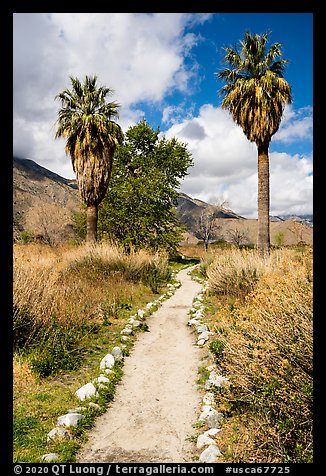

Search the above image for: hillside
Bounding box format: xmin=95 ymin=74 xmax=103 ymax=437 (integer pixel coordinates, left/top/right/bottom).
xmin=13 ymin=157 xmax=313 ymax=246
xmin=176 ymin=193 xmax=312 ymax=247
xmin=13 ymin=157 xmax=81 ymax=243
xmin=176 ymin=193 xmax=243 ymax=231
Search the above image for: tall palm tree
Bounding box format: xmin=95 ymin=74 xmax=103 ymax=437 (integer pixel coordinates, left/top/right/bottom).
xmin=55 ymin=75 xmax=123 ymax=242
xmin=216 ymin=31 xmax=292 ymax=255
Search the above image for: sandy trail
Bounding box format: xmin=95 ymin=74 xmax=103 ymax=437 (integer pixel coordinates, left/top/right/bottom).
xmin=77 ymin=266 xmax=204 ymax=463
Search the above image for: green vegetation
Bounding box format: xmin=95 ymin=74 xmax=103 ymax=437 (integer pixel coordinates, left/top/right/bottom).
xmin=274 ymin=231 xmax=285 ymax=248
xmin=74 ymin=120 xmax=193 ymax=255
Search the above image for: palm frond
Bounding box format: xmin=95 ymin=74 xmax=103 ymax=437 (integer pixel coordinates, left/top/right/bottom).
xmin=55 ymin=75 xmax=123 ymax=206
xmin=216 ymin=31 xmax=292 ymax=146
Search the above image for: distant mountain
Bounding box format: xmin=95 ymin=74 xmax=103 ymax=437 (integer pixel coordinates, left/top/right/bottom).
xmin=13 ymin=157 xmax=313 ymax=246
xmin=13 ymin=156 xmax=78 ymax=189
xmin=279 ymin=214 xmax=313 ymax=228
xmin=13 ymin=157 xmax=81 ymax=243
xmin=176 ymin=193 xmax=243 ymax=238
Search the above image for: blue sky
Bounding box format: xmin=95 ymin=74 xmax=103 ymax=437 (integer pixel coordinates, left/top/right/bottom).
xmin=13 ymin=12 xmax=313 ymax=217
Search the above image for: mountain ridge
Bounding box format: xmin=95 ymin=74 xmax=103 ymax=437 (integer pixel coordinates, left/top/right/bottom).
xmin=13 ymin=157 xmax=313 ymax=246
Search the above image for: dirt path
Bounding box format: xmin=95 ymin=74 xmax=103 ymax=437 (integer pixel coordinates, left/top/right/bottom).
xmin=77 ymin=266 xmax=204 ymax=463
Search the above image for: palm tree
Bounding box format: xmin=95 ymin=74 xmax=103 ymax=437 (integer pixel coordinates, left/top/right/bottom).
xmin=216 ymin=31 xmax=292 ymax=255
xmin=55 ymin=75 xmax=123 ymax=242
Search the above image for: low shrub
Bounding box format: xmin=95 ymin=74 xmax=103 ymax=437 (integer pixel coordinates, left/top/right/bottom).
xmin=30 ymin=321 xmax=84 ymax=377
xmin=211 ymin=249 xmax=313 ymax=462
xmin=206 ymin=249 xmax=265 ymax=298
xmin=208 ymin=339 xmax=225 ymax=362
xmin=66 ymin=244 xmax=171 ymax=293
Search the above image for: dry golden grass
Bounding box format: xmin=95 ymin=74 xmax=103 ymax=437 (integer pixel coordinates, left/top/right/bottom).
xmin=205 ymin=247 xmax=313 ymax=462
xmin=13 ymin=242 xmax=170 ymax=377
xmin=13 ymin=355 xmax=37 ymax=396
xmin=14 ymin=242 xmax=168 ymax=326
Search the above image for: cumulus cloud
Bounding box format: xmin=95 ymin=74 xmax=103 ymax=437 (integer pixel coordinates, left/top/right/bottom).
xmin=13 ymin=12 xmax=210 ymax=176
xmin=273 ymin=104 xmax=313 ymax=144
xmin=163 ymin=104 xmax=313 ymax=217
xmin=13 ymin=13 xmax=312 ymax=218
xmin=269 ymin=152 xmax=313 ymax=216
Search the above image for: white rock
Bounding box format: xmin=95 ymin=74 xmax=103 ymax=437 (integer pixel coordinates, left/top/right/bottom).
xmin=205 ymin=374 xmax=229 ymax=390
xmin=131 ymin=319 xmax=142 ymax=328
xmin=204 ymin=428 xmax=221 ymax=437
xmin=57 ymin=413 xmax=84 ymax=427
xmin=104 ymin=369 xmax=114 ymax=375
xmin=188 ymin=318 xmax=200 ymax=326
xmin=93 ymin=375 xmax=111 ymax=389
xmin=121 ymin=336 xmax=129 ymax=342
xmin=199 ymin=405 xmax=214 ymax=420
xmin=202 ymin=393 xmax=215 ymax=405
xmin=47 ymin=427 xmax=72 ymax=442
xmin=199 ymin=445 xmax=222 ymax=463
xmin=196 ymin=324 xmax=208 ymax=333
xmin=88 ymin=402 xmax=101 ymax=411
xmin=111 ymin=346 xmax=124 ymax=360
xmin=197 ymin=433 xmax=216 ymax=449
xmin=137 ymin=309 xmax=145 ymax=318
xmin=75 ymin=382 xmax=99 ymax=401
xmin=197 ymin=339 xmax=206 ymax=346
xmin=121 ymin=328 xmax=133 ymax=336
xmin=199 ymin=407 xmax=224 ymax=429
xmin=207 ymin=409 xmax=224 ymax=429
xmin=195 ymin=311 xmax=205 ymax=320
xmin=198 ymin=331 xmax=209 ymax=341
xmin=41 ymin=453 xmax=58 ymax=462
xmin=99 ymin=354 xmax=115 ymax=370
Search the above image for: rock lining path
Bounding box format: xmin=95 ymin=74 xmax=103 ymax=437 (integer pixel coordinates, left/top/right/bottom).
xmin=77 ymin=266 xmax=204 ymax=463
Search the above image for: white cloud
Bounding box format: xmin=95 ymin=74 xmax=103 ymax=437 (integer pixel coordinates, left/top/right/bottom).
xmin=13 ymin=13 xmax=312 ymax=219
xmin=273 ymin=104 xmax=313 ymax=144
xmin=13 ymin=12 xmax=211 ymax=177
xmin=162 ymin=104 xmax=313 ymax=218
xmin=269 ymin=152 xmax=313 ymax=216
xmin=48 ymin=12 xmax=204 ymax=106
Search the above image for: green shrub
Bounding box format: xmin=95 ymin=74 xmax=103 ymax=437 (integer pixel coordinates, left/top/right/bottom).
xmin=274 ymin=231 xmax=285 ymax=248
xmin=13 ymin=306 xmax=42 ymax=350
xmin=20 ymin=230 xmax=34 ymax=244
xmin=30 ymin=321 xmax=84 ymax=377
xmin=209 ymin=340 xmax=225 ymax=361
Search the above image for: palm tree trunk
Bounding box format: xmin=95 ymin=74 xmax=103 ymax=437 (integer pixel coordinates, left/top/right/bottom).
xmin=86 ymin=204 xmax=98 ymax=243
xmin=257 ymin=143 xmax=270 ymax=256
